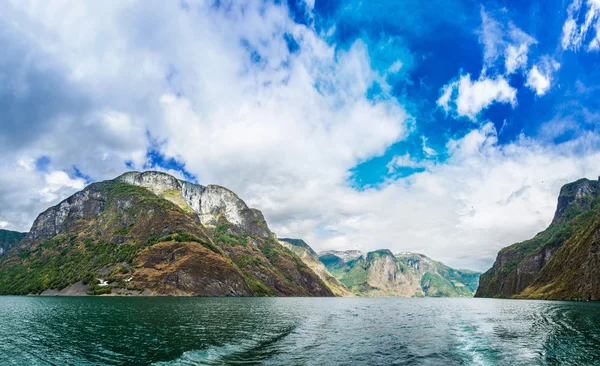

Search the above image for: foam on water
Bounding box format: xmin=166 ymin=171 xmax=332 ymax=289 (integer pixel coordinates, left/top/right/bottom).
xmin=2 ymin=297 xmax=600 ymax=365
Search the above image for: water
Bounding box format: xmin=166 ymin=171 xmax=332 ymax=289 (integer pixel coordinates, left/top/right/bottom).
xmin=1 ymin=297 xmax=600 ymax=365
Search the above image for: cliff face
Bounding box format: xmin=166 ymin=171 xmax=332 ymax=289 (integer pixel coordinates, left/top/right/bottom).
xmin=0 ymin=171 xmax=333 ymax=297
xmin=318 ymin=250 xmax=479 ymax=297
xmin=476 ymin=177 xmax=600 ymax=300
xmin=279 ymin=239 xmax=353 ymax=297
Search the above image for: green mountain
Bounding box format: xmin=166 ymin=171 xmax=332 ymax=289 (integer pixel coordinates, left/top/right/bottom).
xmin=318 ymin=249 xmax=480 ymax=297
xmin=279 ymin=239 xmax=353 ymax=297
xmin=0 ymin=171 xmax=334 ymax=297
xmin=0 ymin=229 xmax=26 ymax=256
xmin=476 ymin=177 xmax=600 ymax=300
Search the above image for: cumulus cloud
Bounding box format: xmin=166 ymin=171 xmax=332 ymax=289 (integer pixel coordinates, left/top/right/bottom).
xmin=562 ymin=0 xmax=600 ymax=51
xmin=0 ymin=1 xmax=408 ymax=229
xmin=437 ymin=74 xmax=517 ymax=120
xmin=0 ymin=0 xmax=598 ymax=272
xmin=526 ymin=58 xmax=561 ymax=96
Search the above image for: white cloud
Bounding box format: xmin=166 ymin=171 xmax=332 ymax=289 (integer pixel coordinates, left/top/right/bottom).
xmin=479 ymin=8 xmax=536 ymax=74
xmin=505 ymin=43 xmax=529 ymax=75
xmin=1 ymin=0 xmax=599 ymax=273
xmin=421 ymin=136 xmax=437 ymax=157
xmin=437 ymin=74 xmax=517 ymax=120
xmin=526 ymin=66 xmax=550 ymax=96
xmin=562 ymin=0 xmax=600 ymax=51
xmin=525 ymin=57 xmax=561 ymax=96
xmin=38 ymin=171 xmax=86 ymax=203
xmin=437 ymin=82 xmax=455 ymax=113
xmin=0 ymin=222 xmax=7 ymax=229
xmin=387 ymin=153 xmax=428 ymax=173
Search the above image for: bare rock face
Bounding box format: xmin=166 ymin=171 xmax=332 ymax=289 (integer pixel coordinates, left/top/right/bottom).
xmin=477 ymin=177 xmax=600 ymax=299
xmin=118 ymin=171 xmax=272 ymax=238
xmin=22 ymin=188 xmax=107 ymax=247
xmin=2 ymin=171 xmax=333 ymax=297
xmin=279 ymin=239 xmax=353 ymax=297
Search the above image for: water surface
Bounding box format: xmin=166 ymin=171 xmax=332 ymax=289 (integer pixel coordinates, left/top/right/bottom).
xmin=1 ymin=297 xmax=599 ymax=365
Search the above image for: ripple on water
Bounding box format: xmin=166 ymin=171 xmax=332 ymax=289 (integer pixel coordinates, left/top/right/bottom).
xmin=2 ymin=297 xmax=600 ymax=365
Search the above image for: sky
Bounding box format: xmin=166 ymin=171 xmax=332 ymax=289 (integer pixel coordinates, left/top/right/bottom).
xmin=1 ymin=0 xmax=600 ymax=271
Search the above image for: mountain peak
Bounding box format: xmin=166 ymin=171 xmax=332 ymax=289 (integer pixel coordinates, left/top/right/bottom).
xmin=118 ymin=171 xmax=272 ymax=238
xmin=552 ymin=177 xmax=599 ymax=223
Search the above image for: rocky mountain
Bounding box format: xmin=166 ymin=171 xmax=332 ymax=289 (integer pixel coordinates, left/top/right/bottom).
xmin=0 ymin=229 xmax=26 ymax=257
xmin=279 ymin=239 xmax=353 ymax=297
xmin=0 ymin=171 xmax=333 ymax=297
xmin=476 ymin=177 xmax=600 ymax=300
xmin=318 ymin=249 xmax=480 ymax=297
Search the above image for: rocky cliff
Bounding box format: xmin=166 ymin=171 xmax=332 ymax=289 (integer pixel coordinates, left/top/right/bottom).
xmin=318 ymin=249 xmax=479 ymax=297
xmin=0 ymin=171 xmax=333 ymax=297
xmin=279 ymin=239 xmax=353 ymax=297
xmin=476 ymin=177 xmax=600 ymax=300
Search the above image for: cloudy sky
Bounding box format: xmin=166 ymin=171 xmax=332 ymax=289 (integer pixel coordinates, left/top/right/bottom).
xmin=1 ymin=0 xmax=600 ymax=271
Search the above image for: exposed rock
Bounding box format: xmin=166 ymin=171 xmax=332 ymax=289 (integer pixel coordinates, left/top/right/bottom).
xmin=318 ymin=249 xmax=363 ymax=261
xmin=118 ymin=171 xmax=273 ymax=238
xmin=477 ymin=176 xmax=600 ymax=300
xmin=319 ymin=250 xmax=479 ymax=297
xmin=0 ymin=171 xmax=333 ymax=297
xmin=279 ymin=239 xmax=353 ymax=297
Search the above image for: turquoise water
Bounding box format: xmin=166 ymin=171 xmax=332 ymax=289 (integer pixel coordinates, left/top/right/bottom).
xmin=1 ymin=297 xmax=600 ymax=365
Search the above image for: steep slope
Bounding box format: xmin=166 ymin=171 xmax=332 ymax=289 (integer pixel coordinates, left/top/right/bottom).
xmin=476 ymin=178 xmax=600 ymax=299
xmin=0 ymin=229 xmax=26 ymax=256
xmin=396 ymin=253 xmax=480 ymax=297
xmin=0 ymin=171 xmax=333 ymax=297
xmin=279 ymin=238 xmax=353 ymax=296
xmin=318 ymin=250 xmax=479 ymax=297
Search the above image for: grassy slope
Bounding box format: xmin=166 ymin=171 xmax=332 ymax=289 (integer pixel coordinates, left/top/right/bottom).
xmin=0 ymin=181 xmax=332 ymax=296
xmin=320 ymin=250 xmax=478 ymax=297
xmin=476 ymin=179 xmax=600 ymax=298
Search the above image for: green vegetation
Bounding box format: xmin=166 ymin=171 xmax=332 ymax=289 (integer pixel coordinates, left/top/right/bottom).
xmin=477 ymin=177 xmax=600 ymax=299
xmin=151 ymin=231 xmax=221 ymax=254
xmin=215 ymin=223 xmax=248 ymax=247
xmin=87 ymin=279 xmax=113 ymax=295
xmin=0 ymin=174 xmax=335 ymax=297
xmin=420 ymin=272 xmax=468 ymax=297
xmin=242 ymin=273 xmax=277 ymax=296
xmin=0 ymin=236 xmax=141 ymax=295
xmin=0 ymin=229 xmax=26 ymax=253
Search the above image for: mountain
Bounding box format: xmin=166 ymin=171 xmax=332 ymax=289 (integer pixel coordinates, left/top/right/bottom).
xmin=0 ymin=229 xmax=26 ymax=257
xmin=279 ymin=239 xmax=353 ymax=297
xmin=476 ymin=177 xmax=600 ymax=300
xmin=0 ymin=171 xmax=334 ymax=297
xmin=318 ymin=249 xmax=480 ymax=297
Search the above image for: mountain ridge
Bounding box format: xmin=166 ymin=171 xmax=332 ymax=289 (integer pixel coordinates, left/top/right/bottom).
xmin=317 ymin=248 xmax=480 ymax=297
xmin=0 ymin=171 xmax=333 ymax=297
xmin=476 ymin=176 xmax=600 ymax=300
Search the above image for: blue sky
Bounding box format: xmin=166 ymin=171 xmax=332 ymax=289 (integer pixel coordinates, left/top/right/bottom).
xmin=1 ymin=0 xmax=600 ymax=270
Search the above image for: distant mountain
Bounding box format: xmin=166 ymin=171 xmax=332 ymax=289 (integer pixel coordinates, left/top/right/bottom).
xmin=0 ymin=229 xmax=26 ymax=256
xmin=279 ymin=239 xmax=353 ymax=297
xmin=318 ymin=249 xmax=480 ymax=297
xmin=476 ymin=177 xmax=600 ymax=300
xmin=0 ymin=171 xmax=333 ymax=297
